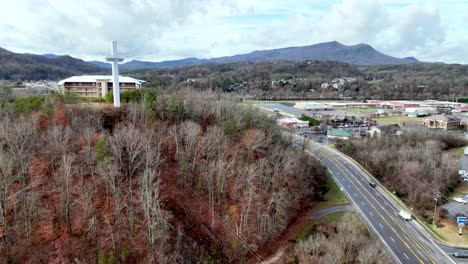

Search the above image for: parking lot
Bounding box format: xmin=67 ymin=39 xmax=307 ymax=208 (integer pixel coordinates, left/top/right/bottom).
xmin=441 ymin=156 xmax=468 ymax=222
xmin=460 ymin=155 xmax=468 ymax=171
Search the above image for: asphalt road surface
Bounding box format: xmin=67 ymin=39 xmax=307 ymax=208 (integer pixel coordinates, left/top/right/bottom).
xmin=255 ymin=103 xmax=309 ymax=117
xmin=304 ymin=140 xmax=455 ymax=264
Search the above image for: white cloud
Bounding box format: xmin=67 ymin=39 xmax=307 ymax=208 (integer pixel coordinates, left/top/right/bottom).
xmin=0 ymin=0 xmax=467 ymax=63
xmin=394 ymin=4 xmax=445 ymax=50
xmin=322 ymin=0 xmax=390 ymax=44
xmin=0 ymin=0 xmax=215 ymax=60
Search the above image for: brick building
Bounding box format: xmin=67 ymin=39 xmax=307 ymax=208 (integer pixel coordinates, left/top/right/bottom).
xmin=422 ymin=114 xmax=461 ymax=130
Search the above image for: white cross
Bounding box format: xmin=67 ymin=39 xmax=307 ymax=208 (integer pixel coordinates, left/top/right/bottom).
xmin=106 ymin=41 xmax=124 ymax=107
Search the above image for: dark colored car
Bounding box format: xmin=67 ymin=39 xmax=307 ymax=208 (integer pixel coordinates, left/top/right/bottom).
xmin=453 ymin=251 xmax=468 ymax=258
xmin=369 ymin=182 xmax=377 ymax=188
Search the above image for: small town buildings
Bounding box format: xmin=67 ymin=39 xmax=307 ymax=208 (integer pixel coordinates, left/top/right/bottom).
xmin=58 ymin=75 xmax=145 ymax=98
xmin=320 ymin=83 xmax=330 ymax=89
xmin=405 ymin=107 xmax=438 ymax=117
xmin=387 ymin=101 xmax=420 ymax=109
xmin=454 ymin=106 xmax=468 ymax=113
xmin=277 ymin=118 xmax=309 ymax=128
xmin=422 ymin=114 xmax=461 ymax=130
xmin=367 ymin=124 xmax=403 ymax=138
xmin=294 ymin=102 xmax=333 ymax=111
xmin=327 ymin=128 xmax=354 ymax=140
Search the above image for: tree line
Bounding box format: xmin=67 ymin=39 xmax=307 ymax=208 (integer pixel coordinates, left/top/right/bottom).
xmin=336 ymin=128 xmax=467 ymax=220
xmin=130 ymin=60 xmax=468 ymax=100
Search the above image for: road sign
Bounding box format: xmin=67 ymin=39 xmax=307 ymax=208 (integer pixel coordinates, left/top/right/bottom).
xmin=457 ymin=216 xmax=467 ymax=224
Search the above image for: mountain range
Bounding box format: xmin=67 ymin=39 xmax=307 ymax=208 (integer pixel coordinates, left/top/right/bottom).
xmin=90 ymin=41 xmax=420 ymax=70
xmin=0 ymin=47 xmax=108 ymax=81
xmin=0 ymin=41 xmax=420 ymax=80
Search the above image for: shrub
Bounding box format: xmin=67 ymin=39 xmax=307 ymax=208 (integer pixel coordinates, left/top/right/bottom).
xmin=105 ymin=92 xmax=113 ymax=103
xmin=14 ymin=96 xmax=45 ymax=113
xmin=121 ymin=90 xmax=141 ymax=103
xmin=299 ymin=114 xmax=320 ymax=126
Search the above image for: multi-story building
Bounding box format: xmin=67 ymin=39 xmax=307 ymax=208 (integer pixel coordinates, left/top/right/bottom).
xmin=57 ymin=75 xmax=145 ymax=98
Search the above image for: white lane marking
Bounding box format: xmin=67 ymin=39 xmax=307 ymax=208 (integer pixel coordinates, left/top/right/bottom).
xmin=370 ymin=211 xmax=374 ymax=217
xmin=348 ymin=184 xmax=351 ymax=188
xmin=361 ymin=201 xmax=365 ymax=206
xmin=390 ymin=237 xmax=395 ymax=243
xmin=353 ymin=192 xmax=357 ymax=197
xmin=379 ymin=223 xmax=384 ymax=228
xmin=403 ymin=253 xmax=409 ymax=260
xmin=384 ymin=201 xmax=390 ymax=206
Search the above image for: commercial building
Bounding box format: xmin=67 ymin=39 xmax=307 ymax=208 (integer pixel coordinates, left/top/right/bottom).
xmin=277 ymin=118 xmax=309 ymax=128
xmin=57 ymin=75 xmax=145 ymax=98
xmin=294 ymin=102 xmax=333 ymax=111
xmin=422 ymin=114 xmax=461 ymax=130
xmin=387 ymin=101 xmax=420 ymax=109
xmin=327 ymin=128 xmax=354 ymax=140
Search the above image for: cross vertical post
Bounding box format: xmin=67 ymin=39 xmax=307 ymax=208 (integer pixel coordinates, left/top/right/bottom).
xmin=106 ymin=40 xmax=124 ymax=107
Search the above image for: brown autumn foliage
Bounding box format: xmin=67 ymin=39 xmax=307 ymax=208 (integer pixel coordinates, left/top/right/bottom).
xmin=0 ymin=90 xmax=327 ymax=263
xmin=336 ymin=128 xmax=467 ymax=219
xmin=293 ymin=213 xmax=390 ymax=264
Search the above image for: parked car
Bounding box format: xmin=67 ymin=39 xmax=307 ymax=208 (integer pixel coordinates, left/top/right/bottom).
xmin=453 ymin=251 xmax=468 ymax=258
xmin=464 ymin=178 xmax=468 ymax=182
xmin=453 ymin=197 xmax=467 ymax=204
xmin=459 ymin=170 xmax=467 ymax=175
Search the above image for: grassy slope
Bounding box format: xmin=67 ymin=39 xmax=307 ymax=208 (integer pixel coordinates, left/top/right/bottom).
xmin=319 ymin=174 xmax=349 ymax=209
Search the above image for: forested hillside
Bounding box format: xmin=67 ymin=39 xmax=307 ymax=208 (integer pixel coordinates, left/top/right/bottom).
xmin=133 ymin=60 xmax=468 ymax=100
xmin=0 ymin=90 xmax=327 ymax=263
xmin=0 ymin=47 xmax=107 ymax=80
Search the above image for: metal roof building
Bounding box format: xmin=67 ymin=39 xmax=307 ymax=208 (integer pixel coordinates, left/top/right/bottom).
xmin=57 ymin=75 xmax=145 ymax=98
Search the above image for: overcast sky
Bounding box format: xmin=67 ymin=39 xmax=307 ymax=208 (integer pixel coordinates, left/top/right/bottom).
xmin=1 ymin=0 xmax=467 ymax=63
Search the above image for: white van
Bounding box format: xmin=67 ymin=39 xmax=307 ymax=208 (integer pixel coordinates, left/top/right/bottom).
xmin=399 ymin=210 xmax=412 ymax=221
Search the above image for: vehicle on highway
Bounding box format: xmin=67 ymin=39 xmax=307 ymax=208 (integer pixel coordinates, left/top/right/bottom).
xmin=453 ymin=197 xmax=467 ymax=204
xmin=399 ymin=210 xmax=412 ymax=220
xmin=273 ymin=108 xmax=279 ymax=112
xmin=453 ymin=251 xmax=468 ymax=258
xmin=369 ymin=182 xmax=377 ymax=188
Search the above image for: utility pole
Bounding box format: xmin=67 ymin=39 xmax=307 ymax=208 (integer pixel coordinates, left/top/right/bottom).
xmin=432 ymin=191 xmax=442 ymax=227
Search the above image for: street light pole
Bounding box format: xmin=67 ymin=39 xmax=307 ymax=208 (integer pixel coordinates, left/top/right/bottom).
xmin=432 ymin=191 xmax=441 ymax=227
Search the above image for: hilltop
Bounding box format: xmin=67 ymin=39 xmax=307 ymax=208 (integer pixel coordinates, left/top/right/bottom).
xmin=0 ymin=47 xmax=107 ymax=80
xmin=89 ymin=41 xmax=419 ymax=70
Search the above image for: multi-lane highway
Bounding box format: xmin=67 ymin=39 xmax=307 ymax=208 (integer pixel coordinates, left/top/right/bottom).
xmin=304 ymin=140 xmax=455 ymax=264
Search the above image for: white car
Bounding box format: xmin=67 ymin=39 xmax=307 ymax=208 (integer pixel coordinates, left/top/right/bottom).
xmin=460 ymin=170 xmax=467 ymax=175
xmin=453 ymin=197 xmax=467 ymax=204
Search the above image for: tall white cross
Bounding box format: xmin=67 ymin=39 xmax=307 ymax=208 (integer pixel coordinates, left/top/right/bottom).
xmin=106 ymin=41 xmax=124 ymax=107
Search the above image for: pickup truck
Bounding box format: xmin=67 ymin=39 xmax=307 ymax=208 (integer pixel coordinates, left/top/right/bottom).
xmin=399 ymin=210 xmax=412 ymax=221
